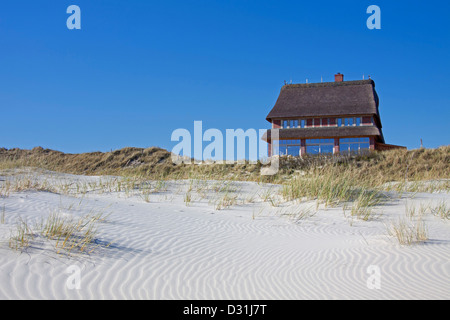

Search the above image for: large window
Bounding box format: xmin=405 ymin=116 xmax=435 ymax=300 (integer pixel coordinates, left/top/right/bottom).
xmin=305 ymin=139 xmax=334 ymax=155
xmin=278 ymin=139 xmax=301 ymax=156
xmin=287 ymin=146 xmax=300 ymax=156
xmin=279 ymin=139 xmax=301 ymax=145
xmin=339 ymin=138 xmax=370 ymax=154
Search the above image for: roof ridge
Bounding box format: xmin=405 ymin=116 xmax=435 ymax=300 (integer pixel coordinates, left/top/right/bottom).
xmin=282 ymin=79 xmax=374 ymax=89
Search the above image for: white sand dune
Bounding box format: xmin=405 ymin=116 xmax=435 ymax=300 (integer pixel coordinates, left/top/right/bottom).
xmin=0 ymin=171 xmax=449 ymax=299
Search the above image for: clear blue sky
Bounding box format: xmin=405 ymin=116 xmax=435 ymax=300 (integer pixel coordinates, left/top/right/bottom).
xmin=1 ymin=0 xmax=449 ymax=153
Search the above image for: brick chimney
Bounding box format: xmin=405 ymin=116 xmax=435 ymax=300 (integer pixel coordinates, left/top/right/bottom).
xmin=335 ymin=73 xmax=344 ymax=82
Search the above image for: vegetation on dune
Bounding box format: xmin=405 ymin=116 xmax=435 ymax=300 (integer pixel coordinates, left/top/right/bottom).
xmin=0 ymin=145 xmax=448 ymax=185
xmin=1 ymin=145 xmax=448 ymax=248
xmin=8 ymin=210 xmax=110 ymax=255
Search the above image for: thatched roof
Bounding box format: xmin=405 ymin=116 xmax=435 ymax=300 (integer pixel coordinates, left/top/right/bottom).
xmin=262 ymin=126 xmax=384 ymax=142
xmin=266 ymin=80 xmax=380 ymax=123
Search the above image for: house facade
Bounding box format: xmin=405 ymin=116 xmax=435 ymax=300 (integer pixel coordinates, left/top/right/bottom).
xmin=264 ymin=73 xmax=405 ymax=156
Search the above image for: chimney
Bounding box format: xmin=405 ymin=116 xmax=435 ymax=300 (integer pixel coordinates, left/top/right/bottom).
xmin=334 ymin=73 xmax=344 ymax=82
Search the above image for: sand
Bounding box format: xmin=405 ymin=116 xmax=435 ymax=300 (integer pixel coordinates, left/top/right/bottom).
xmin=0 ymin=170 xmax=449 ymax=299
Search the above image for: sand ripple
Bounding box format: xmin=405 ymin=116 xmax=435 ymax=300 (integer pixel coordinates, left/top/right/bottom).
xmin=0 ymin=177 xmax=449 ymax=299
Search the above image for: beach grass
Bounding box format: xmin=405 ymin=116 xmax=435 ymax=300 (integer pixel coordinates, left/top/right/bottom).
xmin=9 ymin=210 xmax=109 ymax=255
xmin=1 ymin=145 xmax=448 ymax=249
xmin=388 ymin=217 xmax=428 ymax=245
xmin=0 ymin=146 xmax=448 ymax=186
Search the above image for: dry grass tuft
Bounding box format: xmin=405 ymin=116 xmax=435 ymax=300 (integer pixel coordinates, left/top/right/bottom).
xmin=388 ymin=217 xmax=428 ymax=246
xmin=9 ymin=211 xmax=110 ymax=255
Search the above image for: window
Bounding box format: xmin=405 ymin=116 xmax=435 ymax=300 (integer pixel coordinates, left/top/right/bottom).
xmin=337 ymin=117 xmax=365 ymax=127
xmin=278 ymin=139 xmax=301 ymax=156
xmin=297 ymin=118 xmax=366 ymax=128
xmin=287 ymin=146 xmax=300 ymax=156
xmin=282 ymin=120 xmax=300 ymax=128
xmin=305 ymin=139 xmax=334 ymax=155
xmin=345 ymin=118 xmax=354 ymax=126
xmin=321 ymin=144 xmax=334 ymax=154
xmin=339 ymin=137 xmax=370 ymax=154
xmin=306 ymin=145 xmax=319 ymax=154
xmin=306 ymin=138 xmax=334 ymax=144
xmin=350 ymin=143 xmax=359 ymax=153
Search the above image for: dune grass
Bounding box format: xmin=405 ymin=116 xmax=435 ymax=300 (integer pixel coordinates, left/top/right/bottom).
xmin=281 ymin=165 xmax=387 ymax=221
xmin=427 ymin=201 xmax=449 ymax=220
xmin=348 ymin=189 xmax=385 ymax=221
xmin=1 ymin=146 xmax=448 ymax=241
xmin=388 ymin=217 xmax=428 ymax=246
xmin=278 ymin=146 xmax=448 ymax=222
xmin=0 ymin=146 xmax=448 ymax=186
xmin=1 ymin=205 xmax=5 ymax=224
xmin=404 ymin=200 xmax=449 ymax=221
xmin=8 ymin=217 xmax=34 ymax=251
xmin=386 ymin=202 xmax=432 ymax=245
xmin=9 ymin=210 xmax=110 ymax=255
xmin=278 ymin=205 xmax=317 ymax=223
xmin=214 ymin=192 xmax=238 ymax=210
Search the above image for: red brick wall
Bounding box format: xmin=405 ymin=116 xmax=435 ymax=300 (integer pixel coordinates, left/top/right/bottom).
xmin=362 ymin=117 xmax=372 ymax=125
xmin=369 ymin=137 xmax=375 ymax=150
xmin=375 ymin=142 xmax=407 ymax=151
xmin=313 ymin=118 xmax=320 ymax=127
xmin=300 ymin=139 xmax=306 ymax=156
xmin=333 ymin=138 xmax=339 ymax=154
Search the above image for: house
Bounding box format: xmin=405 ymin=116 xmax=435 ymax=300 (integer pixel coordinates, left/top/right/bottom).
xmin=263 ymin=73 xmax=405 ymax=156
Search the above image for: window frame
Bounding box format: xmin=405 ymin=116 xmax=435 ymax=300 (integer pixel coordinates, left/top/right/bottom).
xmin=339 ymin=137 xmax=371 ymax=154
xmin=305 ymin=138 xmax=334 ymax=155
